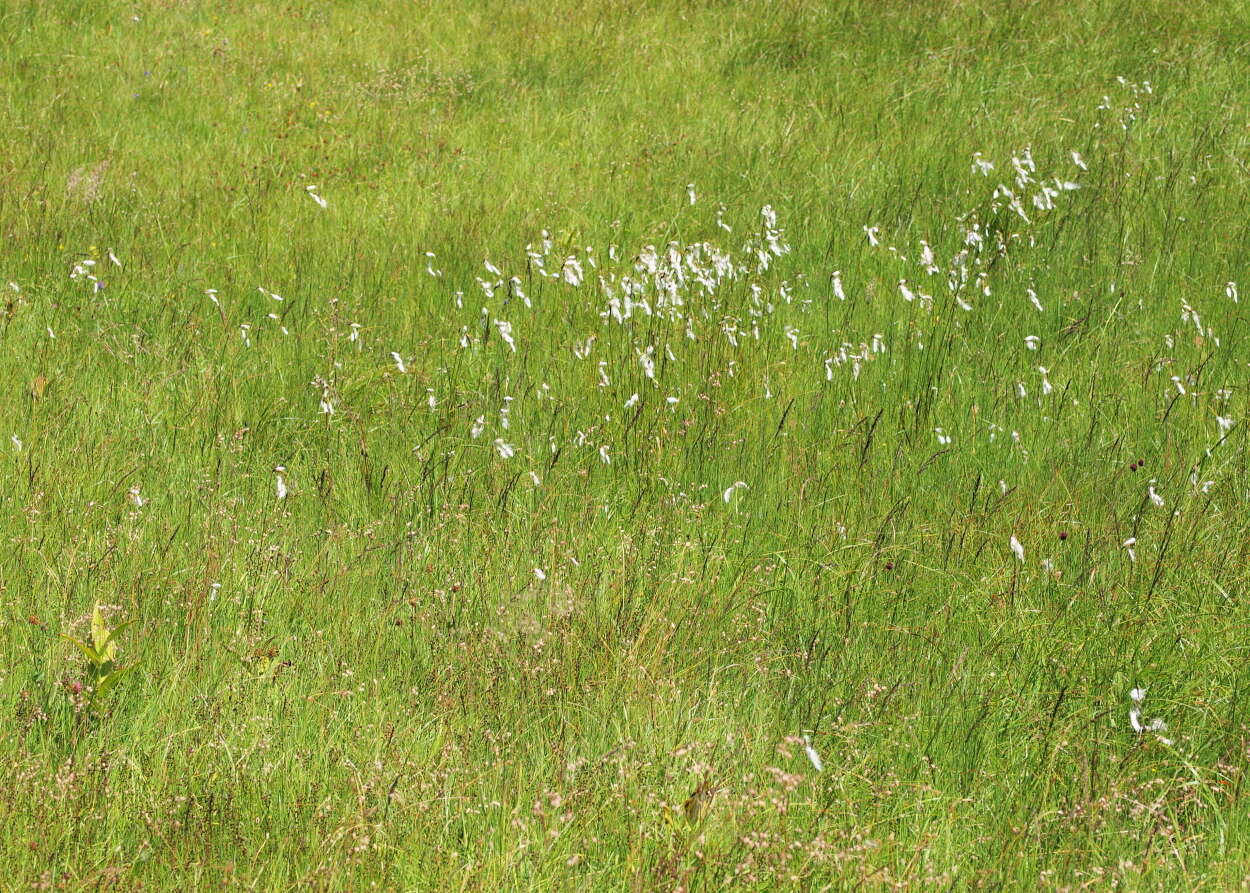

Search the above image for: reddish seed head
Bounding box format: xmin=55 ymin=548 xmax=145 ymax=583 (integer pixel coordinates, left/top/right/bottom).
xmin=1129 ymin=463 xmax=1137 ymax=471
xmin=884 ymin=561 xmax=894 ymax=571
xmin=1058 ymin=531 xmax=1068 ymax=541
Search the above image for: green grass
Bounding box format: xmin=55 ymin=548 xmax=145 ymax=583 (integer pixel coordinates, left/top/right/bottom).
xmin=3 ymin=0 xmax=1250 ymax=888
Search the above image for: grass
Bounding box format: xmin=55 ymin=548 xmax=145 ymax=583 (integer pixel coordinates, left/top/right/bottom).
xmin=3 ymin=0 xmax=1250 ymax=888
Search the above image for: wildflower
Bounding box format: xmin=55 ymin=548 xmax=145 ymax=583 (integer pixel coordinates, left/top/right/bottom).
xmin=494 ymin=439 xmax=515 ymax=459
xmin=1128 ymin=687 xmax=1172 ymax=745
xmin=275 ymin=466 xmax=288 ymax=500
xmin=390 ymin=352 xmax=407 ymax=373
xmin=1010 ymin=535 xmax=1025 ymax=563
xmin=573 ymin=336 xmax=595 ymax=360
xmin=1123 ymin=537 xmax=1137 ymax=562
xmin=832 ymin=270 xmax=846 ymax=300
xmin=494 ymin=319 xmax=516 ymax=351
xmin=687 ymin=183 xmax=696 ymax=205
xmin=971 ymin=152 xmax=995 ymax=175
xmin=639 ymin=348 xmax=655 ymax=380
xmin=306 ymin=185 xmax=327 ymax=208
xmin=510 ymin=277 xmax=529 ymax=307
xmin=919 ymin=241 xmax=937 ymax=274
xmin=534 ymin=568 xmax=546 ymax=581
xmin=802 ymin=734 xmax=823 ymax=772
xmin=722 ymin=481 xmax=748 ymax=504
xmin=1024 ymin=335 xmax=1040 ymax=350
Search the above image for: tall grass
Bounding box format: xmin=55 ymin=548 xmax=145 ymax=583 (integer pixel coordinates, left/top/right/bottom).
xmin=3 ymin=0 xmax=1250 ymax=888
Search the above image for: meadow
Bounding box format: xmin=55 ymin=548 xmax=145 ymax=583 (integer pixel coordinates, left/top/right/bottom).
xmin=3 ymin=0 xmax=1250 ymax=888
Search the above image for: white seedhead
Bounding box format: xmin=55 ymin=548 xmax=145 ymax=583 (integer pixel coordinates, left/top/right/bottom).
xmin=1127 ymin=687 xmax=1172 ymax=745
xmin=802 ymin=734 xmax=823 ymax=772
xmin=306 ymin=185 xmax=328 ymax=208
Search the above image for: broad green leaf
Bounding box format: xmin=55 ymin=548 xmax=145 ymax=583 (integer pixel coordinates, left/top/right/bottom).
xmin=90 ymin=604 xmax=114 ymax=659
xmin=94 ymin=664 xmax=136 ymax=701
xmin=100 ymin=620 xmax=135 ymax=655
xmin=61 ymin=633 xmax=101 ymax=665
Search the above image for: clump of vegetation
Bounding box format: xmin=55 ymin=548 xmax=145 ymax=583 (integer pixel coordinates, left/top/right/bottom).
xmin=60 ymin=605 xmax=136 ymax=711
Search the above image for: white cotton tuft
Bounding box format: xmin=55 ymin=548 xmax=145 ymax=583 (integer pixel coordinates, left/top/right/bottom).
xmin=803 ymin=735 xmax=823 ymax=772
